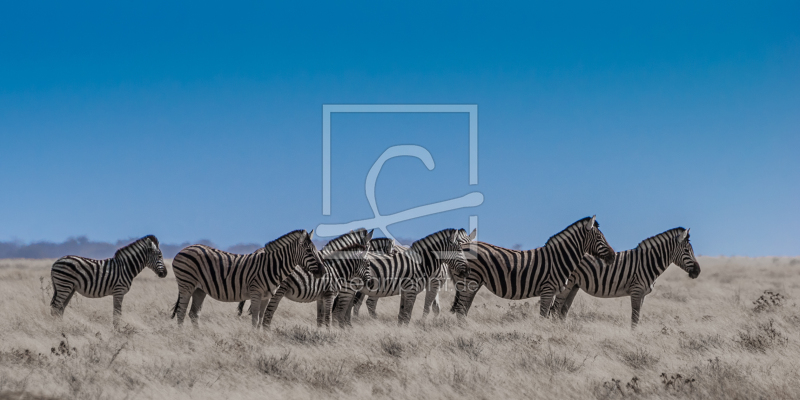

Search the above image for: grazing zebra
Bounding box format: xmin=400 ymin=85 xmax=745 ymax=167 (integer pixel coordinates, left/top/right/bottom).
xmin=171 ymin=229 xmax=324 ymax=328
xmin=450 ymin=216 xmax=616 ymax=319
xmin=237 ymin=229 xmax=375 ymax=328
xmin=337 ymin=228 xmax=477 ymax=326
xmin=551 ymin=227 xmax=699 ymax=328
xmin=50 ymin=235 xmax=167 ymax=328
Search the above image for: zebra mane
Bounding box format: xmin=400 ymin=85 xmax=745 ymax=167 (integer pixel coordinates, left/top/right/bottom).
xmin=321 ymin=228 xmax=368 ymax=254
xmin=369 ymin=238 xmax=396 ymax=254
xmin=545 ymin=217 xmax=594 ymax=247
xmin=114 ymin=235 xmax=158 ymax=259
xmin=263 ymin=230 xmax=307 ymax=253
xmin=411 ymin=228 xmax=461 ymax=251
xmin=635 ymin=227 xmax=688 ymax=250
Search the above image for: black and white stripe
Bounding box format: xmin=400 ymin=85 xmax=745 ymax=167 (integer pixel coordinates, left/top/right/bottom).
xmin=170 ymin=229 xmax=324 ymax=327
xmin=552 ymin=227 xmax=699 ymax=327
xmin=338 ymin=228 xmax=477 ymax=326
xmin=450 ymin=216 xmax=616 ymax=318
xmin=50 ymin=235 xmax=167 ymax=327
xmin=237 ymin=229 xmax=375 ymax=328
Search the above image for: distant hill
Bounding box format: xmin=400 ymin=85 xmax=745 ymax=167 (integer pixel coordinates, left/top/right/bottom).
xmin=0 ymin=235 xmax=415 ymax=259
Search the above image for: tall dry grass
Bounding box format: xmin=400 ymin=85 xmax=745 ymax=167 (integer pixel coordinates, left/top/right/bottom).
xmin=0 ymin=256 xmax=799 ymax=399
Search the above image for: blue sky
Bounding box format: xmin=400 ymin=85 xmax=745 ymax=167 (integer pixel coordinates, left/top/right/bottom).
xmin=0 ymin=1 xmax=798 ymax=256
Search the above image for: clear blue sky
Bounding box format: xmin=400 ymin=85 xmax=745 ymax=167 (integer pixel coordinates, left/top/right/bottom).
xmin=1 ymin=1 xmax=798 ymax=256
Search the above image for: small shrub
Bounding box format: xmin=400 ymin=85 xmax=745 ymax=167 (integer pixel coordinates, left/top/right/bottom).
xmin=353 ymin=360 xmax=396 ymax=379
xmin=380 ymin=336 xmax=403 ymax=358
xmin=753 ymin=290 xmax=785 ymax=313
xmin=452 ymin=336 xmax=483 ymax=361
xmin=51 ymin=334 xmax=77 ymax=357
xmin=449 ymin=366 xmax=490 ymax=391
xmin=503 ymin=302 xmax=533 ymax=321
xmin=679 ymin=334 xmax=724 ymax=352
xmin=542 ymin=348 xmax=583 ymax=373
xmin=275 ymin=325 xmax=338 ymax=346
xmin=620 ymin=348 xmax=659 ymax=370
xmin=256 ymin=351 xmax=293 ymax=377
xmin=736 ymin=319 xmax=788 ymax=352
xmin=660 ymin=373 xmax=695 ymax=393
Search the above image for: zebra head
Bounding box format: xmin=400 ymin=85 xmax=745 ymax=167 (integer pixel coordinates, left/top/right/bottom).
xmin=582 ymin=215 xmax=616 ymax=264
xmin=144 ymin=235 xmax=167 ymax=278
xmin=299 ymin=230 xmax=326 ymax=279
xmin=433 ymin=228 xmax=477 ymax=279
xmin=673 ymin=228 xmax=700 ymax=279
xmin=351 ymin=246 xmax=375 ymax=291
xmin=324 ymin=230 xmax=376 ymax=291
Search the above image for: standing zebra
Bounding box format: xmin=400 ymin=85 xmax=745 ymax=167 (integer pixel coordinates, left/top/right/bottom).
xmin=450 ymin=216 xmax=615 ymax=319
xmin=351 ymin=238 xmax=449 ymax=320
xmin=50 ymin=235 xmax=167 ymax=328
xmin=551 ymin=227 xmax=699 ymax=328
xmin=351 ymin=238 xmax=407 ymax=319
xmin=237 ymin=229 xmax=375 ymax=328
xmin=171 ymin=229 xmax=324 ymax=328
xmin=337 ymin=228 xmax=477 ymax=326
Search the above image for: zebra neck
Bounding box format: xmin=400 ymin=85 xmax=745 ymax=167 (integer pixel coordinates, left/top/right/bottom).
xmin=113 ymin=249 xmax=146 ymax=277
xmin=643 ymin=244 xmax=675 ymax=276
xmin=545 ymin=231 xmax=587 ymax=280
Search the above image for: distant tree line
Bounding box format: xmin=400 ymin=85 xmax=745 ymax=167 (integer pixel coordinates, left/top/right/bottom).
xmin=0 ymin=235 xmax=415 ymax=259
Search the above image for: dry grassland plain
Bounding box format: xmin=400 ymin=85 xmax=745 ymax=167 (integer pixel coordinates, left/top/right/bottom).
xmin=1 ymin=256 xmax=799 ymax=399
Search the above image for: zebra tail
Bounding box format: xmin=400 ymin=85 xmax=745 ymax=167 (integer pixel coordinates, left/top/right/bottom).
xmin=170 ymin=294 xmax=181 ymax=319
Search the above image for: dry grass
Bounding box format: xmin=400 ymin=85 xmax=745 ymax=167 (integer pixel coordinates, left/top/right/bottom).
xmin=0 ymin=256 xmax=799 ymax=399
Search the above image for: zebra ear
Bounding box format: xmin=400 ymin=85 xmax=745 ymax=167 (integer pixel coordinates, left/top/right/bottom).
xmin=365 ymin=229 xmax=374 ymax=244
xmin=308 ymin=230 xmax=315 ymax=241
xmin=587 ymin=215 xmax=596 ymax=230
xmin=680 ymin=229 xmax=690 ymax=242
xmin=468 ymin=229 xmax=477 ymax=241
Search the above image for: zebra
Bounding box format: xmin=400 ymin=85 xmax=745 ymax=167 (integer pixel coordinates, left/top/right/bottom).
xmin=170 ymin=229 xmax=324 ymax=328
xmin=336 ymin=228 xmax=477 ymax=326
xmin=50 ymin=235 xmax=167 ymax=328
xmin=449 ymin=216 xmax=616 ymax=319
xmin=350 ymin=238 xmax=407 ymax=319
xmin=351 ymin=238 xmax=449 ymax=320
xmin=236 ymin=229 xmax=375 ymax=328
xmin=551 ymin=227 xmax=699 ymax=328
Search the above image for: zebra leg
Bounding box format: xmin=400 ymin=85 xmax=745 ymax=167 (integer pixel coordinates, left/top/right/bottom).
xmin=262 ymin=285 xmax=287 ymax=329
xmin=237 ymin=301 xmax=245 ymax=316
xmin=112 ymin=294 xmax=124 ymax=329
xmin=366 ymin=297 xmax=378 ymax=318
xmin=397 ymin=290 xmax=419 ymax=325
xmin=539 ymin=288 xmax=556 ymax=318
xmin=557 ymin=286 xmax=581 ymax=319
xmin=316 ymin=300 xmax=325 ymax=327
xmin=333 ymin=292 xmax=355 ymax=328
xmin=320 ymin=293 xmax=336 ymax=328
xmin=188 ymin=289 xmax=207 ymax=328
xmin=631 ymin=295 xmax=645 ymax=329
xmin=256 ymin=293 xmax=272 ymax=329
xmin=422 ymin=278 xmax=442 ymax=319
xmin=249 ymin=293 xmax=262 ymax=328
xmin=51 ymin=285 xmax=76 ymax=317
xmin=351 ymin=291 xmax=364 ymax=318
xmin=174 ymin=288 xmax=193 ymax=326
xmin=451 ymin=283 xmax=480 ymax=318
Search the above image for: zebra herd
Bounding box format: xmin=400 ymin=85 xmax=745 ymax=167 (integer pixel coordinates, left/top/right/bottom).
xmin=49 ymin=216 xmax=700 ymax=329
